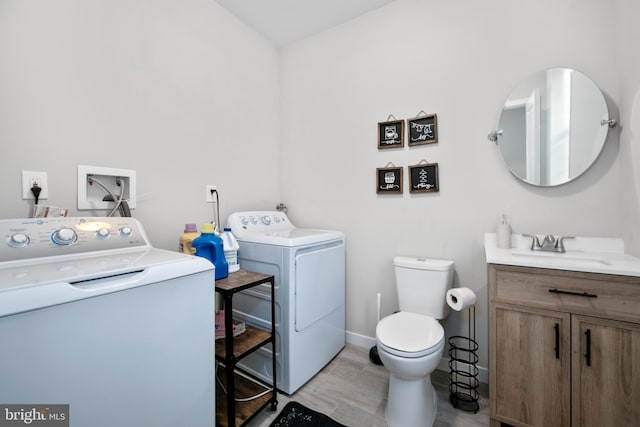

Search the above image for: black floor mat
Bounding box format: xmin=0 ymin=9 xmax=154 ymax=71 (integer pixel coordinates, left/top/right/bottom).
xmin=269 ymin=401 xmax=347 ymax=427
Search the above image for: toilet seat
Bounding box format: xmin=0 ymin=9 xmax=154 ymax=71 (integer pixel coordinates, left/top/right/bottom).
xmin=377 ymin=312 xmax=444 ymax=358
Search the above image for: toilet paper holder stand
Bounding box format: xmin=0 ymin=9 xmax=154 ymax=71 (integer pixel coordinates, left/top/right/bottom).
xmin=448 ymin=304 xmax=480 ymax=413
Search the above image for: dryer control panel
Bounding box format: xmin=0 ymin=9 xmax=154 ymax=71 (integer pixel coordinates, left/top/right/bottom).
xmin=0 ymin=217 xmax=150 ymax=262
xmin=227 ymin=211 xmax=294 ymax=236
xmin=227 ymin=211 xmax=344 ymax=247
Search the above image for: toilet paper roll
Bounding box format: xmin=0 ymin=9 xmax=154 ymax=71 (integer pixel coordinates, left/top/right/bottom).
xmin=446 ymin=287 xmax=477 ymax=311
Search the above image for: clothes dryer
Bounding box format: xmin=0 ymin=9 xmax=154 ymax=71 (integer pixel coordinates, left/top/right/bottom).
xmin=227 ymin=211 xmax=345 ymax=394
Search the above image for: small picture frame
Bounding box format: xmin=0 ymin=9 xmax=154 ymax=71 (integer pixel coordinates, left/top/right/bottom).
xmin=407 ymin=114 xmax=438 ymax=146
xmin=378 ymin=120 xmax=404 ymax=149
xmin=409 ymin=162 xmax=439 ymax=193
xmin=376 ymin=166 xmax=403 ymax=194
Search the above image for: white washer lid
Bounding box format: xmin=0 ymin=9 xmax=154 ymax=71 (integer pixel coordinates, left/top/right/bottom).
xmin=393 ymin=256 xmax=454 ymax=271
xmin=376 ymin=312 xmax=444 ymax=357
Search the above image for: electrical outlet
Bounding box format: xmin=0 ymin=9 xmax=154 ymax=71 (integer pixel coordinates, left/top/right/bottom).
xmin=206 ymin=185 xmax=217 ymax=203
xmin=22 ymin=171 xmax=48 ymax=200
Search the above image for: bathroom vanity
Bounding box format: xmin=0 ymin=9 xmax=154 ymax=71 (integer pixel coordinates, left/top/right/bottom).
xmin=485 ymin=234 xmax=640 ymax=427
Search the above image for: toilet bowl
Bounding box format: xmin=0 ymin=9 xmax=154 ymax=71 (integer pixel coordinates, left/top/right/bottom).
xmin=376 ymin=256 xmax=454 ymax=427
xmin=376 ymin=312 xmax=444 ymax=427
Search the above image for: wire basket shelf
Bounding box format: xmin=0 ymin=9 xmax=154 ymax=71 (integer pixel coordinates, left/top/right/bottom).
xmin=448 ymin=305 xmax=480 ymax=413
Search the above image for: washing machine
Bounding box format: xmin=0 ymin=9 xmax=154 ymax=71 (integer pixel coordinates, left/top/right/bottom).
xmin=0 ymin=217 xmax=214 ymax=427
xmin=226 ymin=211 xmax=345 ymax=394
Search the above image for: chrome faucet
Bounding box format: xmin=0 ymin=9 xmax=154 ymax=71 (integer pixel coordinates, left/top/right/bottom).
xmin=523 ymin=234 xmax=575 ymax=253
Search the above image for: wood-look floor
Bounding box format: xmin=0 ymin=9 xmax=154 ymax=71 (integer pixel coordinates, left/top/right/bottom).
xmin=242 ymin=344 xmax=490 ymax=427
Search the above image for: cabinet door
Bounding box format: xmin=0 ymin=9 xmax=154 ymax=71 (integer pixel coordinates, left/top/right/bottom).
xmin=491 ymin=303 xmax=570 ymax=427
xmin=572 ymin=315 xmax=640 ymax=427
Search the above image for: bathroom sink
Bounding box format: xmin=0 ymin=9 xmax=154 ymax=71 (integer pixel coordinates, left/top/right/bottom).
xmin=510 ymin=249 xmax=612 ymax=267
xmin=484 ymin=233 xmax=640 ymax=277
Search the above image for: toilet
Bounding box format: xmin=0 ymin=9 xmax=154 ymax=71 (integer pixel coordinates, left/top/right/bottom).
xmin=376 ymin=256 xmax=455 ymax=427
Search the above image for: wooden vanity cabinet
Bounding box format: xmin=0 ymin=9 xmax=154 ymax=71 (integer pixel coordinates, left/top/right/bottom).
xmin=571 ymin=315 xmax=640 ymax=427
xmin=488 ymin=264 xmax=640 ymax=427
xmin=492 ymin=303 xmax=570 ymax=426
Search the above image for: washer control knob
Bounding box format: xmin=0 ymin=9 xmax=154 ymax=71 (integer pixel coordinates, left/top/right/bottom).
xmin=240 ymin=217 xmax=249 ymax=226
xmin=8 ymin=233 xmax=30 ymax=248
xmin=96 ymin=228 xmax=111 ymax=239
xmin=261 ymin=215 xmax=271 ymax=225
xmin=119 ymin=226 xmax=133 ymax=237
xmin=273 ymin=216 xmax=281 ymax=223
xmin=249 ymin=216 xmax=258 ymax=225
xmin=52 ymin=228 xmax=77 ymax=245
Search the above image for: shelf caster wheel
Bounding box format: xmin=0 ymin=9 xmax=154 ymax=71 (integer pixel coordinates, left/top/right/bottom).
xmin=270 ymin=401 xmax=278 ymax=411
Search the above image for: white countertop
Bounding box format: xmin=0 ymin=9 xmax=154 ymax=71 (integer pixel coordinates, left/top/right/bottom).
xmin=485 ymin=233 xmax=640 ymax=277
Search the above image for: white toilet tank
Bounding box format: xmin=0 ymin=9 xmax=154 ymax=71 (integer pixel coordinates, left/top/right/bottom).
xmin=393 ymin=256 xmax=455 ymax=319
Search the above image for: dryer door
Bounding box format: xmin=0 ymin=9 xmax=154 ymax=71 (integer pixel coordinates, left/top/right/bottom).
xmin=294 ymin=242 xmax=345 ymax=332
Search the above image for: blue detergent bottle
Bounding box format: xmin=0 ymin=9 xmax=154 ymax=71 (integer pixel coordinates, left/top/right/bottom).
xmin=192 ymin=223 xmax=229 ymax=280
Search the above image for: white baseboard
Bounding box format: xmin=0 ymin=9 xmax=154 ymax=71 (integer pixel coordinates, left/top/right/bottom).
xmin=346 ymin=330 xmax=488 ymax=385
xmin=346 ymin=330 xmax=376 ymax=349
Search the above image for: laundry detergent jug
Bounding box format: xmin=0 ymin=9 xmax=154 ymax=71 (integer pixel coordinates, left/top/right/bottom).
xmin=179 ymin=223 xmax=199 ymax=255
xmin=192 ymin=223 xmax=229 ymax=280
xmin=220 ymin=228 xmax=240 ymax=273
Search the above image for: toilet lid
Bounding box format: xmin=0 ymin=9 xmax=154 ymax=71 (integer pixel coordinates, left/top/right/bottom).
xmin=376 ymin=312 xmax=444 ymax=357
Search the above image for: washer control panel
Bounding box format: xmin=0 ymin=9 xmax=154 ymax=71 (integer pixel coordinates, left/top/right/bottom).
xmin=227 ymin=211 xmax=294 ymax=238
xmin=1 ymin=217 xmax=150 ymax=262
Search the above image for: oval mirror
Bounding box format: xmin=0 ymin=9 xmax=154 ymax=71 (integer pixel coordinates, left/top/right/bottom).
xmin=496 ymin=68 xmax=612 ymax=186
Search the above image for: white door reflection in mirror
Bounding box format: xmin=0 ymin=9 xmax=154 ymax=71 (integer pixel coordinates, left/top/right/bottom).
xmin=525 ymin=88 xmax=540 ymax=183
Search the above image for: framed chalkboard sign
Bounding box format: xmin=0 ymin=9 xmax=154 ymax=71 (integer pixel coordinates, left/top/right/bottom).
xmin=409 ymin=162 xmax=439 ymax=193
xmin=407 ymin=114 xmax=438 ymax=146
xmin=376 ymin=166 xmax=403 ymax=194
xmin=378 ymin=119 xmax=404 ymax=149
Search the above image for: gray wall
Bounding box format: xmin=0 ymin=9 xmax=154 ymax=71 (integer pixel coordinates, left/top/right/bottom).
xmin=0 ymin=0 xmax=282 ymax=250
xmin=279 ymin=0 xmax=623 ymax=376
xmin=615 ymin=0 xmax=640 ymax=255
xmin=2 ymin=0 xmax=639 ymax=382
